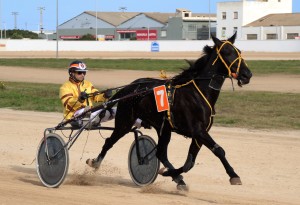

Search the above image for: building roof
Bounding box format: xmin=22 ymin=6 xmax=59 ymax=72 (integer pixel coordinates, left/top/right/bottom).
xmin=245 ymin=13 xmax=300 ymax=27
xmin=85 ymin=11 xmax=140 ymax=26
xmin=85 ymin=11 xmax=215 ymax=26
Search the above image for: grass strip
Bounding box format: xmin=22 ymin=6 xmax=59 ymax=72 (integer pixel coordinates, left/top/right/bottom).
xmin=1 ymin=81 xmax=299 ymax=130
xmin=0 ymin=59 xmax=299 ymax=75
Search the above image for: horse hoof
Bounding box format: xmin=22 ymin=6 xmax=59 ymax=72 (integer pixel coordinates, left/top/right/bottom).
xmin=86 ymin=158 xmax=101 ymax=170
xmin=230 ymin=177 xmax=242 ymax=185
xmin=176 ymin=180 xmax=189 ymax=191
xmin=158 ymin=167 xmax=168 ymax=175
xmin=177 ymin=184 xmax=189 ymax=191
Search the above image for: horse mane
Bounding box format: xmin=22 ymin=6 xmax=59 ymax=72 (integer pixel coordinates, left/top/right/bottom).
xmin=171 ymin=45 xmax=215 ymax=84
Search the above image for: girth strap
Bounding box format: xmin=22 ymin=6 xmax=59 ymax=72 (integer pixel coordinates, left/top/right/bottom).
xmin=166 ymin=80 xmax=215 ymax=131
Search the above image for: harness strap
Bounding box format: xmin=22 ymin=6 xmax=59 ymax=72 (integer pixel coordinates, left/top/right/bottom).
xmin=212 ymin=41 xmax=242 ymax=78
xmin=167 ymin=80 xmax=214 ymax=131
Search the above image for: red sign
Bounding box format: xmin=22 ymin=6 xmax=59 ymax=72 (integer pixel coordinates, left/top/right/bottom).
xmin=60 ymin=35 xmax=81 ymax=39
xmin=105 ymin=35 xmax=115 ymax=39
xmin=153 ymin=85 xmax=169 ymax=112
xmin=136 ymin=30 xmax=157 ymax=40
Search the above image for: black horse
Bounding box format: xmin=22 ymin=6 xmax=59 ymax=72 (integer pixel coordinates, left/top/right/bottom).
xmin=87 ymin=33 xmax=252 ymax=190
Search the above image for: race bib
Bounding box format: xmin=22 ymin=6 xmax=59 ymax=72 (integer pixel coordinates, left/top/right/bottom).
xmin=153 ymin=85 xmax=169 ymax=112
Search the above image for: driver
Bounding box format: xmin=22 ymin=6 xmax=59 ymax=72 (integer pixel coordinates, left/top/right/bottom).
xmin=59 ymin=60 xmax=144 ymax=128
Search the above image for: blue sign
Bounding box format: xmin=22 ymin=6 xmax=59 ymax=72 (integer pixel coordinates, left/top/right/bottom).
xmin=151 ymin=42 xmax=159 ymax=52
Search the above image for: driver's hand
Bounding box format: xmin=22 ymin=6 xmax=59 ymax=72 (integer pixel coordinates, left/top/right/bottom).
xmin=103 ymin=90 xmax=112 ymax=99
xmin=79 ymin=92 xmax=89 ymax=103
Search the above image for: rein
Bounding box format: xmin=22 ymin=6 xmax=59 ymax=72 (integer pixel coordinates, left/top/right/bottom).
xmin=212 ymin=40 xmax=243 ymax=79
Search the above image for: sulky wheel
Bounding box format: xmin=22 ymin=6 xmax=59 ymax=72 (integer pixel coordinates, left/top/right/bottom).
xmin=128 ymin=135 xmax=160 ymax=186
xmin=36 ymin=133 xmax=69 ymax=188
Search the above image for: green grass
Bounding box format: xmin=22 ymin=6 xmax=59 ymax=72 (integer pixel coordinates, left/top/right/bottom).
xmin=0 ymin=82 xmax=62 ymax=112
xmin=1 ymin=81 xmax=299 ymax=130
xmin=0 ymin=58 xmax=299 ymax=74
xmin=215 ymin=91 xmax=300 ymax=130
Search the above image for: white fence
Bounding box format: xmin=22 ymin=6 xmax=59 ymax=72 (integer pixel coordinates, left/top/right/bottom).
xmin=0 ymin=39 xmax=300 ymax=52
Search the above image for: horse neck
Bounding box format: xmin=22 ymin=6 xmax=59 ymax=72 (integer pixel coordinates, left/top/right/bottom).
xmin=195 ymin=52 xmax=225 ymax=107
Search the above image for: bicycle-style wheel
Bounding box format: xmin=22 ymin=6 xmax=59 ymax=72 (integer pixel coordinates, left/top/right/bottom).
xmin=36 ymin=133 xmax=69 ymax=188
xmin=128 ymin=135 xmax=160 ymax=186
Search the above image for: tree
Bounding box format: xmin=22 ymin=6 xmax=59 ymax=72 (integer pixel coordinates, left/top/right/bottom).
xmin=80 ymin=34 xmax=96 ymax=41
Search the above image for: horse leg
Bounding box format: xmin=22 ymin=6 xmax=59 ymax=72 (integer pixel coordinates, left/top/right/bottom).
xmin=86 ymin=116 xmax=134 ymax=170
xmin=160 ymin=131 xmax=241 ymax=185
xmin=155 ymin=128 xmax=188 ymax=190
xmin=199 ymin=131 xmax=242 ymax=185
xmin=159 ymin=138 xmax=201 ymax=181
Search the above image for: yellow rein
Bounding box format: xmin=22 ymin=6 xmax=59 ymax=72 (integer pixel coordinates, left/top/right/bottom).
xmin=212 ymin=41 xmax=243 ymax=78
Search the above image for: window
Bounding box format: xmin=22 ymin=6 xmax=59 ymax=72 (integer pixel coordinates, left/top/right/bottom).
xmin=234 ymin=12 xmax=238 ymax=19
xmin=161 ymin=30 xmax=167 ymax=37
xmin=188 ymin=24 xmax=197 ymax=32
xmin=247 ymin=34 xmax=258 ymax=40
xmin=287 ymin=33 xmax=298 ymax=39
xmin=222 ymin=12 xmax=226 ymax=20
xmin=222 ymin=27 xmax=226 ymax=38
xmin=266 ymin=34 xmax=278 ymax=39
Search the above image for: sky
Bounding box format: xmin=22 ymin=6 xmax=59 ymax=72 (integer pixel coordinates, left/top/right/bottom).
xmin=0 ymin=0 xmax=299 ymax=31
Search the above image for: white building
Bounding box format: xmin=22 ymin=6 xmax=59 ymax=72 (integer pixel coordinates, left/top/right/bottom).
xmin=243 ymin=13 xmax=300 ymax=40
xmin=217 ymin=0 xmax=292 ymax=39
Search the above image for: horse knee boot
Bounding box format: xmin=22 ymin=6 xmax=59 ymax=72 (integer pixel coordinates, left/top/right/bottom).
xmin=183 ymin=154 xmax=195 ymax=173
xmin=211 ymin=144 xmax=226 ymax=158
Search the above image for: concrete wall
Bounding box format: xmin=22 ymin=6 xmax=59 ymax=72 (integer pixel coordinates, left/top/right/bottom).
xmin=0 ymin=39 xmax=299 ymax=52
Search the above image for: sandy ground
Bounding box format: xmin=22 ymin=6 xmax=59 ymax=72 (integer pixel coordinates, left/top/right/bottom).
xmin=0 ymin=52 xmax=300 ymax=204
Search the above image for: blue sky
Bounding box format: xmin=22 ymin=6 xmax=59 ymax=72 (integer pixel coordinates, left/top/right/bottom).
xmin=0 ymin=0 xmax=299 ymax=31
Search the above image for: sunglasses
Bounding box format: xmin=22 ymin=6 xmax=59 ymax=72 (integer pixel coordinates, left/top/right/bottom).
xmin=75 ymin=71 xmax=86 ymax=75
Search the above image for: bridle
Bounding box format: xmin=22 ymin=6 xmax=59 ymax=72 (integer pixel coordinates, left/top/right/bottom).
xmin=212 ymin=40 xmax=243 ymax=79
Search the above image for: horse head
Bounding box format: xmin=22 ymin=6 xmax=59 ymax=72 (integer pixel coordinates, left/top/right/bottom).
xmin=211 ymin=32 xmax=252 ymax=87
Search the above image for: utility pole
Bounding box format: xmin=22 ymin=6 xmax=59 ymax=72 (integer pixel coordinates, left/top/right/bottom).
xmin=38 ymin=7 xmax=45 ymax=33
xmin=95 ymin=0 xmax=98 ymax=41
xmin=208 ymin=0 xmax=211 ymax=39
xmin=11 ymin=12 xmax=19 ymax=29
xmin=56 ymin=0 xmax=59 ymax=58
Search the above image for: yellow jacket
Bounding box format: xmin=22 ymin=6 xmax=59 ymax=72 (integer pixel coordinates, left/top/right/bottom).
xmin=59 ymin=78 xmax=106 ymax=119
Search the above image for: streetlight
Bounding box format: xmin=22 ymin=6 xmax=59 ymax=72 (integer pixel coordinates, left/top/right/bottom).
xmin=38 ymin=7 xmax=45 ymax=33
xmin=12 ymin=12 xmax=19 ymax=29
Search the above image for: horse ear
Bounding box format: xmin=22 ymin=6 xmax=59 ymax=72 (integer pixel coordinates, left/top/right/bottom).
xmin=228 ymin=32 xmax=237 ymax=44
xmin=211 ymin=34 xmax=222 ymax=47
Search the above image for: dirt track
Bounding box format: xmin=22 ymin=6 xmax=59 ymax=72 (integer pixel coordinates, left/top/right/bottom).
xmin=0 ymin=52 xmax=300 ymax=205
